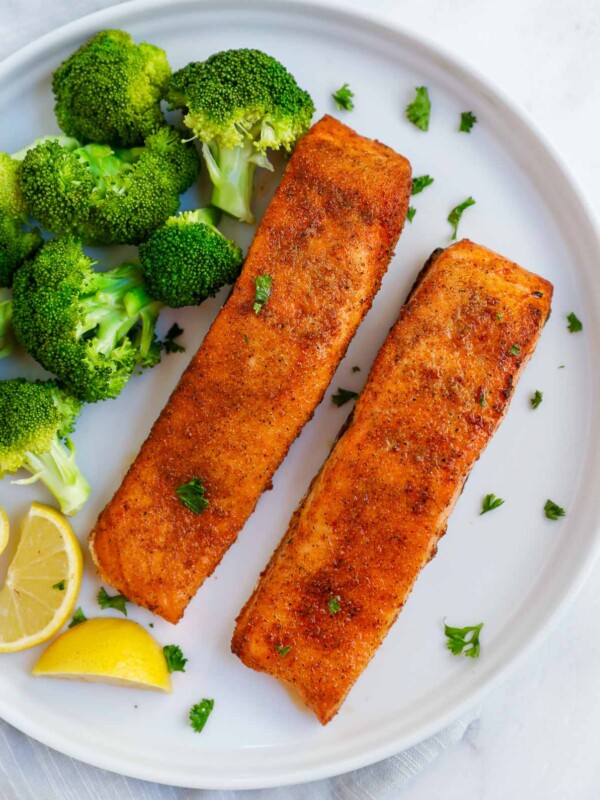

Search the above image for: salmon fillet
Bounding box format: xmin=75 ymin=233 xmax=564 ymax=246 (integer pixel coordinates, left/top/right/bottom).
xmin=232 ymin=240 xmax=553 ymax=724
xmin=89 ymin=115 xmax=412 ymax=623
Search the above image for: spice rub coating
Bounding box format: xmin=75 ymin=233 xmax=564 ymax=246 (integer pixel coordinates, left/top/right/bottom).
xmin=232 ymin=240 xmax=553 ymax=723
xmin=89 ymin=114 xmax=412 ymax=623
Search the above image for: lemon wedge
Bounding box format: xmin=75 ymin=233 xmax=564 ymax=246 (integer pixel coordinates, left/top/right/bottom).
xmin=0 ymin=506 xmax=9 ymax=557
xmin=0 ymin=503 xmax=83 ymax=652
xmin=32 ymin=618 xmax=171 ymax=692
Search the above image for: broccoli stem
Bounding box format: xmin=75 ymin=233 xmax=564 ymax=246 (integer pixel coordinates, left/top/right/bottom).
xmin=19 ymin=437 xmax=91 ymax=516
xmin=79 ymin=265 xmax=162 ymax=360
xmin=0 ymin=293 xmax=15 ymax=360
xmin=202 ymin=140 xmax=272 ymax=224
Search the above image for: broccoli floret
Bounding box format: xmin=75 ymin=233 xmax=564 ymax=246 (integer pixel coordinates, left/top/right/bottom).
xmin=167 ymin=49 xmax=314 ymax=223
xmin=0 ymin=378 xmax=90 ymax=516
xmin=0 ymin=153 xmax=42 ymax=287
xmin=139 ymin=208 xmax=243 ymax=307
xmin=17 ymin=126 xmax=200 ymax=245
xmin=12 ymin=237 xmax=163 ymax=403
xmin=0 ymin=289 xmax=15 ymax=359
xmin=53 ymin=29 xmax=171 ymax=148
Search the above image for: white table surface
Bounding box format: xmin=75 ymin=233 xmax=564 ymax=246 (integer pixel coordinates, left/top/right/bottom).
xmin=1 ymin=0 xmax=600 ymax=797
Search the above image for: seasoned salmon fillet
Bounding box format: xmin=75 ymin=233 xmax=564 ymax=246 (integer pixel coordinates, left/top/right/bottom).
xmin=89 ymin=115 xmax=412 ymax=623
xmin=232 ymin=240 xmax=553 ymax=724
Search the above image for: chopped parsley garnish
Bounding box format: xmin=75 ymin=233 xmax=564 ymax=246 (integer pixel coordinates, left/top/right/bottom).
xmin=352 ymin=366 xmax=361 ymax=373
xmin=332 ymin=387 xmax=359 ymax=407
xmin=149 ymin=623 xmax=154 ymax=628
xmin=68 ymin=607 xmax=87 ymax=628
xmin=176 ymin=477 xmax=209 ymax=514
xmin=531 ymin=390 xmax=543 ymax=409
xmin=459 ymin=111 xmax=477 ymax=133
xmin=480 ymin=493 xmax=504 ymax=515
xmin=97 ymin=586 xmax=128 ymax=616
xmin=406 ymin=86 xmax=431 ymax=131
xmin=243 ymin=333 xmax=249 ymax=344
xmin=448 ymin=197 xmax=476 ymax=240
xmin=162 ymin=322 xmax=185 ymax=354
xmin=253 ymin=274 xmax=272 ymax=314
xmin=509 ymin=344 xmax=521 ymax=356
xmin=567 ymin=312 xmax=583 ymax=333
xmin=496 ymin=313 xmax=503 ymax=321
xmin=478 ymin=393 xmax=485 ymax=407
xmin=52 ymin=580 xmax=66 ymax=591
xmin=189 ymin=699 xmax=214 ymax=733
xmin=274 ymin=644 xmax=291 ymax=657
xmin=328 ymin=596 xmax=341 ymax=615
xmin=411 ymin=175 xmax=434 ymax=195
xmin=407 ymin=206 xmax=417 ymax=223
xmin=163 ymin=644 xmax=188 ymax=673
xmin=444 ymin=621 xmax=483 ymax=658
xmin=544 ymin=499 xmax=566 ymax=520
xmin=332 ymin=83 xmax=354 ymax=111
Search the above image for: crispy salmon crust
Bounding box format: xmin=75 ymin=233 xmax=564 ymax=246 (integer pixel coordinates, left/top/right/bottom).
xmin=88 ymin=115 xmax=412 ymax=623
xmin=232 ymin=240 xmax=553 ymax=724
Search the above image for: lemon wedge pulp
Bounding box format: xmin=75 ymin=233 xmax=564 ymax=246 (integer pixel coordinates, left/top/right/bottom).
xmin=32 ymin=618 xmax=172 ymax=692
xmin=0 ymin=503 xmax=83 ymax=652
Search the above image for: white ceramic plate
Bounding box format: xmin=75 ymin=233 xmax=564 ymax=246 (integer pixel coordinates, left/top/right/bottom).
xmin=1 ymin=0 xmax=599 ymax=789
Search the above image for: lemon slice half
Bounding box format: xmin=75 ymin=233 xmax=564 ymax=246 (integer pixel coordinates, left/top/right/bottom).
xmin=32 ymin=618 xmax=171 ymax=692
xmin=0 ymin=507 xmax=9 ymax=557
xmin=0 ymin=503 xmax=83 ymax=652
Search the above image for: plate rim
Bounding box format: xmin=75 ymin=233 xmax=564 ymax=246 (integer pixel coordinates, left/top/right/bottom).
xmin=1 ymin=0 xmax=600 ymax=789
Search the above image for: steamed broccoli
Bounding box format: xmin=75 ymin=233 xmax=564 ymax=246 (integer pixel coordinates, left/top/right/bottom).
xmin=0 ymin=290 xmax=15 ymax=359
xmin=0 ymin=378 xmax=90 ymax=516
xmin=0 ymin=152 xmax=42 ymax=287
xmin=17 ymin=126 xmax=200 ymax=245
xmin=12 ymin=237 xmax=162 ymax=403
xmin=167 ymin=49 xmax=314 ymax=223
xmin=53 ymin=29 xmax=171 ymax=148
xmin=139 ymin=208 xmax=243 ymax=307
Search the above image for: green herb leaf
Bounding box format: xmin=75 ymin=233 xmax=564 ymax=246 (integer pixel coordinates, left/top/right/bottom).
xmin=162 ymin=322 xmax=185 ymax=354
xmin=509 ymin=344 xmax=521 ymax=356
xmin=189 ymin=699 xmax=214 ymax=733
xmin=328 ymin=596 xmax=341 ymax=615
xmin=163 ymin=644 xmax=188 ymax=673
xmin=332 ymin=387 xmax=359 ymax=407
xmin=68 ymin=608 xmax=87 ymax=628
xmin=411 ymin=175 xmax=434 ymax=195
xmin=52 ymin=580 xmax=66 ymax=591
xmin=352 ymin=366 xmax=361 ymax=373
xmin=275 ymin=644 xmax=291 ymax=657
xmin=253 ymin=274 xmax=273 ymax=314
xmin=448 ymin=197 xmax=476 ymax=240
xmin=567 ymin=312 xmax=582 ymax=333
xmin=481 ymin=493 xmax=504 ymax=515
xmin=406 ymin=86 xmax=431 ymax=131
xmin=478 ymin=393 xmax=485 ymax=407
xmin=97 ymin=586 xmax=128 ymax=616
xmin=176 ymin=477 xmax=209 ymax=515
xmin=459 ymin=111 xmax=477 ymax=133
xmin=332 ymin=83 xmax=354 ymax=111
xmin=531 ymin=390 xmax=543 ymax=409
xmin=444 ymin=621 xmax=483 ymax=658
xmin=544 ymin=499 xmax=566 ymax=520
xmin=407 ymin=206 xmax=417 ymax=223
xmin=496 ymin=313 xmax=503 ymax=321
